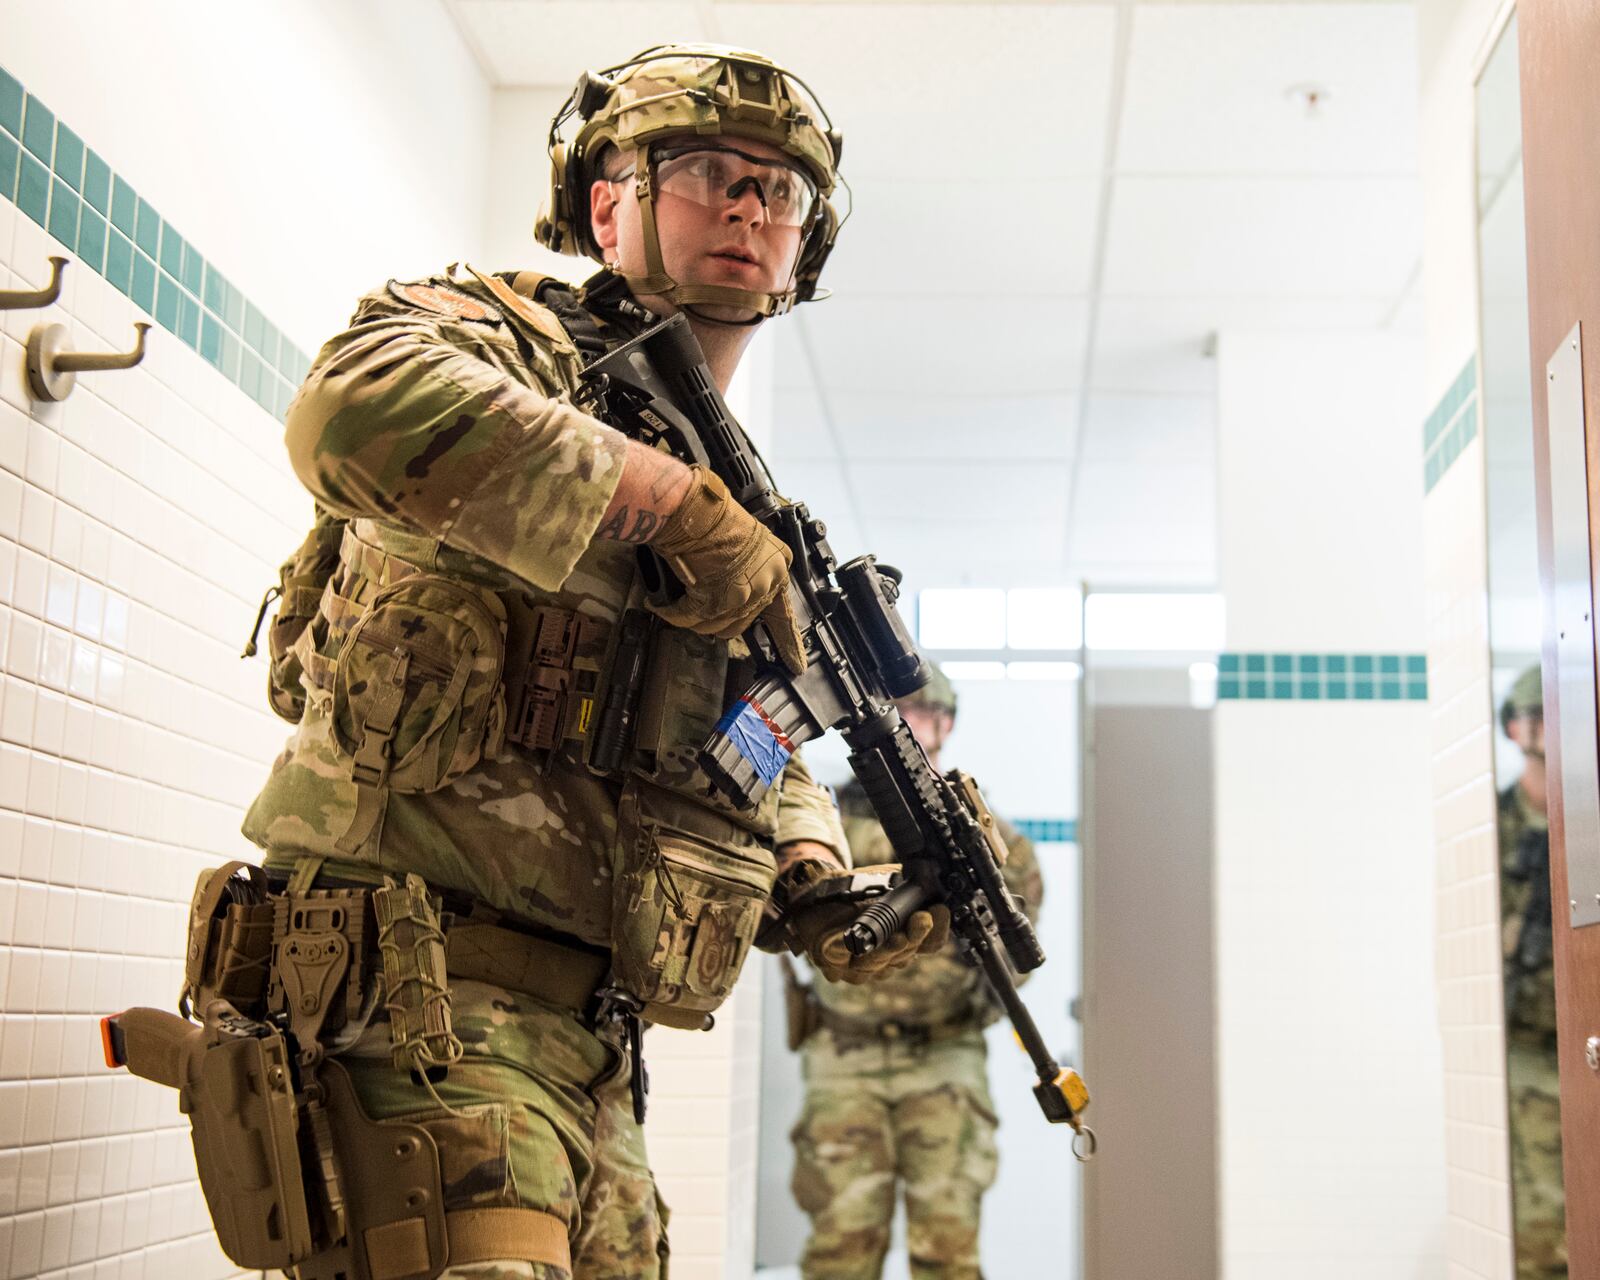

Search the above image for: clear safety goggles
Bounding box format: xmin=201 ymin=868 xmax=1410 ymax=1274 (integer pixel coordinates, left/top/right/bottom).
xmin=634 ymin=143 xmax=820 ymax=228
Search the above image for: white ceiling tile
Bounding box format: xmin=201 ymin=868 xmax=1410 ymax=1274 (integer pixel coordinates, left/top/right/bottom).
xmin=711 ymin=4 xmax=1118 ymax=179
xmin=847 ymin=460 xmax=1071 ymax=526
xmin=453 ymin=3 xmax=709 ymax=86
xmin=1081 ymin=394 xmax=1214 ymax=464
xmin=1102 ymin=176 xmax=1421 ymax=298
xmin=879 ymin=517 xmax=1073 ymax=592
xmin=1092 ymin=297 xmax=1393 ymax=393
xmin=824 ymin=178 xmax=1102 ymax=297
xmin=1119 ymin=4 xmax=1418 ymax=176
xmin=1067 ymin=461 xmax=1216 ymax=570
xmin=819 ymin=391 xmax=1078 ymax=461
xmin=789 ymin=297 xmax=1090 ymax=394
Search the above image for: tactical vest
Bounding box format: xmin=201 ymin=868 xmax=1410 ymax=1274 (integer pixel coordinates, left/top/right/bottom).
xmin=242 ymin=268 xmax=783 ymax=1028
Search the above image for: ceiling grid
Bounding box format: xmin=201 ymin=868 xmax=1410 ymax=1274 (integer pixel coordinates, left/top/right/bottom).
xmin=446 ymin=0 xmax=1422 ymax=599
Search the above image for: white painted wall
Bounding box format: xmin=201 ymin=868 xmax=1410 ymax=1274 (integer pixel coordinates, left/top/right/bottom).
xmin=1215 ymin=331 xmax=1445 ymax=1280
xmin=0 ymin=0 xmax=491 ymax=349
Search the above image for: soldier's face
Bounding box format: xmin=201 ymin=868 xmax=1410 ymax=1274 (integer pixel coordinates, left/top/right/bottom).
xmin=899 ymin=704 xmax=954 ymax=759
xmin=591 ymin=134 xmax=805 ymax=314
xmin=1507 ymin=709 xmax=1544 ymax=760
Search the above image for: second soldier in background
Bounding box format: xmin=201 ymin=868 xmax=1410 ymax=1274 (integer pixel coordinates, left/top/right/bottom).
xmin=787 ymin=665 xmax=1044 ymax=1280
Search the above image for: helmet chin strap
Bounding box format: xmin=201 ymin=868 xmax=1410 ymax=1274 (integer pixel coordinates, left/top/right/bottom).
xmin=615 ymin=146 xmax=799 ymax=326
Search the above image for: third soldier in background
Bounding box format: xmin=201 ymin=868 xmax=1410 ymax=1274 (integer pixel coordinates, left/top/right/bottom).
xmin=787 ymin=664 xmax=1043 ymax=1280
xmin=1499 ymin=666 xmax=1565 ymax=1278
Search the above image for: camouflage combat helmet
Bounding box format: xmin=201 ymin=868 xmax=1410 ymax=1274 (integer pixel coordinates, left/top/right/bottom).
xmin=535 ymin=43 xmax=845 ymax=321
xmin=1501 ymin=664 xmax=1543 ymax=729
xmin=898 ymin=662 xmax=958 ymax=717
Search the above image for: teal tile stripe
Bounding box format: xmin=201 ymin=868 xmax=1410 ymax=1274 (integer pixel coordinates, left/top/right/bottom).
xmin=1216 ymin=652 xmax=1428 ymax=702
xmin=1422 ymin=356 xmax=1479 ymax=494
xmin=1012 ymin=818 xmax=1077 ymax=844
xmin=0 ymin=63 xmax=311 ymax=422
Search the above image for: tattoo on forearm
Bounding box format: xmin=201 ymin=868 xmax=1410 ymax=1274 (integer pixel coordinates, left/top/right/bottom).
xmin=597 ymin=505 xmax=662 ymax=544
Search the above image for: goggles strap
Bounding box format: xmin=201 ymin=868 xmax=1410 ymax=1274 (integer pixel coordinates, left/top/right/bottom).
xmin=617 ymin=143 xmax=799 ymax=324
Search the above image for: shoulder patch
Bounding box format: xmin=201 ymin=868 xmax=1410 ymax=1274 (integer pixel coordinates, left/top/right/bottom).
xmin=387 ymin=280 xmax=503 ymax=324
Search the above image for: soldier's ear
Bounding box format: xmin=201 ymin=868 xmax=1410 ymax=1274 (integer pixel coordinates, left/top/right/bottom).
xmin=590 ymin=179 xmax=621 ymax=252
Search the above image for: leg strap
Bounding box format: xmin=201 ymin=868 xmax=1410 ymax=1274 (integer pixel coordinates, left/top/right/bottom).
xmin=364 ymin=1207 xmax=572 ymax=1279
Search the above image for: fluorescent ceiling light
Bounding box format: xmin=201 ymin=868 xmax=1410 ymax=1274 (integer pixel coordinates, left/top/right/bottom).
xmin=1084 ymin=593 xmax=1225 ymax=651
xmin=1007 ymin=588 xmax=1083 ymax=650
xmin=917 ymin=589 xmax=1006 ymax=649
xmin=1007 ymin=661 xmax=1083 ymax=681
xmin=941 ymin=661 xmax=1006 ymax=682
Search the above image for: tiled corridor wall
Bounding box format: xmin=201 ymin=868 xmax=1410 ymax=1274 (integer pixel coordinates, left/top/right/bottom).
xmin=1214 ymin=331 xmax=1446 ymax=1280
xmin=1416 ymin=0 xmax=1520 ymax=1274
xmin=0 ymin=7 xmax=492 ymax=1274
xmin=0 ymin=198 xmax=310 ymax=1276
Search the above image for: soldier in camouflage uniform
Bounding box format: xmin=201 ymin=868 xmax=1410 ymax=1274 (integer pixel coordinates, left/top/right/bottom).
xmin=788 ymin=666 xmax=1043 ymax=1280
xmin=1498 ymin=666 xmax=1565 ymax=1278
xmin=231 ymin=45 xmax=945 ymax=1280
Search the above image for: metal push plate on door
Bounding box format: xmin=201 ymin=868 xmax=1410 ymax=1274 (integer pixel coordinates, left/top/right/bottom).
xmin=1546 ymin=322 xmax=1600 ymax=927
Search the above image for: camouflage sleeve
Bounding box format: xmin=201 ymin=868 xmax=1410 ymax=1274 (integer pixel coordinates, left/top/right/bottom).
xmin=773 ymin=752 xmax=849 ymax=865
xmin=996 ymin=816 xmax=1043 ymax=924
xmin=284 ymin=288 xmax=628 ymax=592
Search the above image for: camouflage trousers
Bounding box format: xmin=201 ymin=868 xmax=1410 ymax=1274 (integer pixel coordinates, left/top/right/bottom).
xmin=1507 ymin=1035 xmax=1565 ymax=1280
xmin=791 ymin=1027 xmax=998 ymax=1280
xmin=336 ymin=978 xmax=669 ymax=1280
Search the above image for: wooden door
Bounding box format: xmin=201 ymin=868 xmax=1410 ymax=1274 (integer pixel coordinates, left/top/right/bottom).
xmin=1518 ymin=3 xmax=1600 ymax=1271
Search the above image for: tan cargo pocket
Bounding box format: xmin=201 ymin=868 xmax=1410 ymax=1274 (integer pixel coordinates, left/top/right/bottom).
xmin=331 ymin=574 xmax=507 ymax=793
xmin=614 ymin=824 xmax=777 ymax=1027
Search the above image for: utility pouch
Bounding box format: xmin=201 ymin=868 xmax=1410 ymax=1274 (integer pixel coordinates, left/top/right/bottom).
xmin=331 ymin=574 xmax=508 ymax=796
xmin=182 ymin=861 xmax=274 ymax=1020
xmin=102 ymin=1003 xmax=316 ymax=1269
xmin=373 ymin=874 xmax=462 ymax=1079
xmin=248 ymin=511 xmax=347 ymax=724
xmin=611 ymin=783 xmax=778 ymax=1030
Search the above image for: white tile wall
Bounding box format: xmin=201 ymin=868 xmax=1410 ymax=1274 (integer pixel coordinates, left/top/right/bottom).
xmin=1415 ymin=0 xmax=1520 ymax=1272
xmin=648 ymin=965 xmax=765 ymax=1280
xmin=1425 ymin=433 xmax=1512 ymax=1280
xmin=0 ymin=194 xmax=310 ymax=1279
xmin=1215 ymin=330 xmax=1446 ymax=1279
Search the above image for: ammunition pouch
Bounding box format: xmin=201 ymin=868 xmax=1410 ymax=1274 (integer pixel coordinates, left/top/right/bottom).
xmin=104 ymin=1006 xmax=572 ymax=1277
xmin=182 ymin=861 xmax=275 ymax=1020
xmin=500 ymin=596 xmax=610 ymax=767
xmin=610 ymin=779 xmax=778 ymax=1030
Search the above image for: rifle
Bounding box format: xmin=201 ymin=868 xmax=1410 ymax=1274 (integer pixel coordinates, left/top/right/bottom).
xmin=579 ymin=313 xmax=1093 ymax=1152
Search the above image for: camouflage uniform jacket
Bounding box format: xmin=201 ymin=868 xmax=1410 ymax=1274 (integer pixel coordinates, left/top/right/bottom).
xmin=807 ymin=780 xmax=1042 ymax=1029
xmin=242 ymin=266 xmax=846 ymax=953
xmin=1500 ymin=781 xmax=1555 ymax=1039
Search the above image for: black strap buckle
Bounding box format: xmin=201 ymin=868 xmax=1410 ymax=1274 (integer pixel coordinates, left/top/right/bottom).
xmin=591 ymin=987 xmax=650 ymax=1124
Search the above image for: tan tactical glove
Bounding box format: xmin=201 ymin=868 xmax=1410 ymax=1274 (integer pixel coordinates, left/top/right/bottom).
xmin=649 ymin=466 xmax=807 ymax=674
xmin=780 ymin=864 xmax=952 ymax=985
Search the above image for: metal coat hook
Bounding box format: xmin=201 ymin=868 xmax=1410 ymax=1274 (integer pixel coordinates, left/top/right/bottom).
xmin=0 ymin=255 xmax=67 ymax=310
xmin=26 ymin=321 xmax=150 ymax=402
